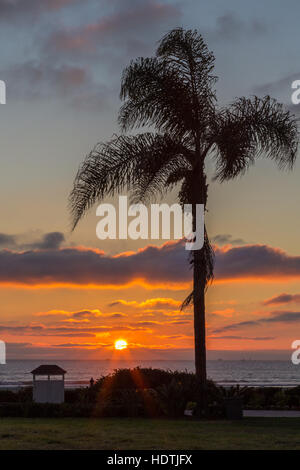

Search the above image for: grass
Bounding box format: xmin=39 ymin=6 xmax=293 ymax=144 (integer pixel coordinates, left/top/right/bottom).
xmin=1 ymin=417 xmax=300 ymax=449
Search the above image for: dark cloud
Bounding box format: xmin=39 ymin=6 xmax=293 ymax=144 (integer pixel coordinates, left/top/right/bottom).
xmin=253 ymin=72 xmax=300 ymax=118
xmin=0 ymin=1 xmax=181 ymax=110
xmin=1 ymin=241 xmax=300 ymax=287
xmin=264 ymin=311 xmax=300 ymax=324
xmin=42 ymin=0 xmax=182 ymax=90
xmin=130 ymin=321 xmax=162 ymax=328
xmin=212 ymin=234 xmax=246 ymax=246
xmin=71 ymin=309 xmax=126 ymax=319
xmin=214 ymin=244 xmax=300 ymax=281
xmin=158 ymin=334 xmax=191 ymax=340
xmin=52 ymin=342 xmax=110 ymax=348
xmin=0 ymin=231 xmax=65 ymax=251
xmin=208 ymin=12 xmax=267 ymax=42
xmin=0 ymin=233 xmax=17 ymax=248
xmin=210 ymin=335 xmax=275 ymax=341
xmin=37 ymin=308 xmax=127 ymax=320
xmin=72 ymin=310 xmax=99 ymax=319
xmin=213 ymin=320 xmax=258 ymax=334
xmin=0 ymin=323 xmax=148 ymax=337
xmin=169 ymin=320 xmax=191 ymax=325
xmin=107 ymin=313 xmax=126 ymax=319
xmin=1 ymin=61 xmax=110 ymax=109
xmin=254 ymin=72 xmax=300 ymax=96
xmin=128 ymin=319 xmax=190 ymax=328
xmin=0 ymin=0 xmax=78 ymax=20
xmin=213 ymin=310 xmax=300 ymax=334
xmin=25 ymin=232 xmax=65 ymax=250
xmin=263 ymin=293 xmax=300 ymax=306
xmin=0 ymin=240 xmax=189 ymax=287
xmin=48 ymin=0 xmax=181 ymax=54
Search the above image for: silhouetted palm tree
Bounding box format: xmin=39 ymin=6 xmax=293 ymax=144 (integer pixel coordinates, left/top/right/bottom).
xmin=69 ymin=28 xmax=298 ymax=394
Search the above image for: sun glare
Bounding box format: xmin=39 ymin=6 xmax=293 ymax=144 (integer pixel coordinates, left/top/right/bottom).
xmin=114 ymin=339 xmax=128 ymax=350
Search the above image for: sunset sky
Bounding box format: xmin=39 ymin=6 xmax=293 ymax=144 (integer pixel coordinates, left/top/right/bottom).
xmin=0 ymin=0 xmax=300 ymax=361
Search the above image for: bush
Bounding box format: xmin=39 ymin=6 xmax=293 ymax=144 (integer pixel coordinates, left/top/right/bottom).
xmin=285 ymin=386 xmax=300 ymax=408
xmin=65 ymin=388 xmax=87 ymax=404
xmin=94 ymin=388 xmax=141 ymax=417
xmin=243 ymin=387 xmax=291 ymax=410
xmin=156 ymin=380 xmax=189 ymax=417
xmin=95 ymin=367 xmax=183 ymax=391
xmin=3 ymin=369 xmax=300 ymax=418
xmin=0 ymin=403 xmax=24 ymax=417
xmin=0 ymin=402 xmax=94 ymax=418
xmin=0 ymin=390 xmax=17 ymax=403
xmin=94 ymin=367 xmax=207 ymax=393
xmin=0 ymin=387 xmax=32 ymax=403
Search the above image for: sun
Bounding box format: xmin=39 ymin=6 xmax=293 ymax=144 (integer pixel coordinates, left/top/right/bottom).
xmin=114 ymin=339 xmax=128 ymax=350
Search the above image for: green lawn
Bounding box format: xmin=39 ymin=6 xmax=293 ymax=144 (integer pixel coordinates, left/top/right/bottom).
xmin=1 ymin=417 xmax=300 ymax=449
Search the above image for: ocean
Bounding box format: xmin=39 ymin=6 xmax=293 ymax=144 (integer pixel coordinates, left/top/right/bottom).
xmin=1 ymin=359 xmax=300 ymax=388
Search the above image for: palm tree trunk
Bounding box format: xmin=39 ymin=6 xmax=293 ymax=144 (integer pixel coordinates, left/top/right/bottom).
xmin=191 ymin=168 xmax=208 ymax=408
xmin=193 ymin=248 xmax=207 ymax=385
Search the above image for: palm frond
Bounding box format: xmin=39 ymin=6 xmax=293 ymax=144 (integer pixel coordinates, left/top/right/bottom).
xmin=180 ymin=227 xmax=214 ymax=310
xmin=119 ymin=56 xmax=194 ymax=138
xmin=213 ymin=96 xmax=299 ymax=181
xmin=181 ymin=290 xmax=194 ymax=310
xmin=156 ymin=27 xmax=216 ymax=95
xmin=201 ymin=227 xmax=215 ymax=286
xmin=69 ymin=133 xmax=191 ymax=229
xmin=119 ymin=28 xmax=218 ymax=141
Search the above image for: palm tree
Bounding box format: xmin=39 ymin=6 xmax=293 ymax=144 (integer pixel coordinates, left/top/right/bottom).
xmin=69 ymin=28 xmax=298 ymax=394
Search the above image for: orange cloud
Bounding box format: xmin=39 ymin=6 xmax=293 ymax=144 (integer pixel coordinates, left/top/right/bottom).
xmin=209 ymin=308 xmax=235 ymax=317
xmin=35 ymin=309 xmax=127 ymax=321
xmin=108 ymin=297 xmax=182 ymax=311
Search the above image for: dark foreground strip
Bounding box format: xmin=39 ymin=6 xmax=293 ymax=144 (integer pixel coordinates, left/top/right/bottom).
xmin=0 ymin=450 xmax=298 ymax=465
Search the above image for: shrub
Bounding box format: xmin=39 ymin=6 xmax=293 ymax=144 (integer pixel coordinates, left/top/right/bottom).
xmin=0 ymin=390 xmax=17 ymax=403
xmin=94 ymin=367 xmax=202 ymax=393
xmin=65 ymin=388 xmax=87 ymax=403
xmin=0 ymin=403 xmax=24 ymax=417
xmin=156 ymin=380 xmax=190 ymax=417
xmin=285 ymin=386 xmax=300 ymax=408
xmin=0 ymin=402 xmax=94 ymax=418
xmin=3 ymin=369 xmax=300 ymax=418
xmin=0 ymin=387 xmax=32 ymax=403
xmin=243 ymin=387 xmax=291 ymax=410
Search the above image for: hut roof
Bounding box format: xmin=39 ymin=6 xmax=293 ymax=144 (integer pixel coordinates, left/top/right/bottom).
xmin=30 ymin=365 xmax=66 ymax=375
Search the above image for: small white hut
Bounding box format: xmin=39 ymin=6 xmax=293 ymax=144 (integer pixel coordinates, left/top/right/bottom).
xmin=31 ymin=365 xmax=66 ymax=404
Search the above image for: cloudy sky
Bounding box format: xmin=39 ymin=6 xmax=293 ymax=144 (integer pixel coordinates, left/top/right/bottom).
xmin=0 ymin=0 xmax=300 ymax=360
